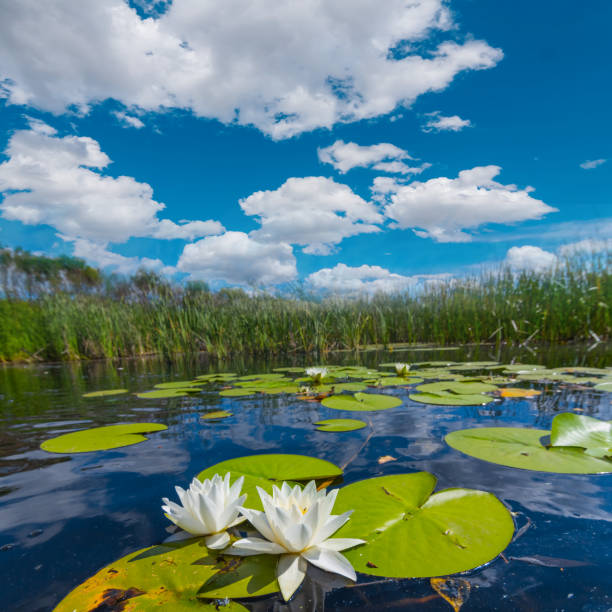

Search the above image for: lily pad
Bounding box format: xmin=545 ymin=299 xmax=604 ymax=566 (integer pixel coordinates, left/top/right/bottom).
xmin=41 ymin=423 xmax=167 ymax=453
xmin=501 ymin=364 xmax=547 ymax=373
xmin=201 ymin=410 xmax=233 ymax=420
xmin=82 ymin=389 xmax=129 ymax=398
xmin=219 ymin=388 xmax=259 ymax=397
xmin=550 ymin=413 xmax=612 ymax=458
xmin=154 ymin=381 xmax=203 ymax=389
xmin=314 ymin=419 xmax=367 ymax=432
xmin=196 ymin=373 xmax=238 ymax=382
xmin=415 ymin=381 xmax=498 ymax=395
xmin=409 ymin=392 xmax=495 ymax=406
xmin=53 ymin=537 xmax=272 ymax=610
xmin=196 ymin=454 xmax=343 ymax=510
xmin=321 ymin=392 xmax=402 ymax=412
xmin=331 ymin=382 xmax=368 ymax=392
xmin=333 ymin=473 xmax=514 ymax=578
xmin=366 ymin=376 xmax=424 ymax=387
xmin=137 ymin=389 xmax=193 ymax=399
xmin=498 ymin=388 xmax=541 ymax=398
xmin=594 ymin=381 xmax=612 ymax=392
xmin=445 ymin=426 xmax=612 ymax=473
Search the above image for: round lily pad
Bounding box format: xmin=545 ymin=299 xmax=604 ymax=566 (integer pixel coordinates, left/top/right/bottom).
xmin=409 ymin=392 xmax=495 ymax=406
xmin=154 ymin=381 xmax=203 ymax=389
xmin=415 ymin=381 xmax=498 ymax=395
xmin=82 ymin=389 xmax=129 ymax=398
xmin=219 ymin=388 xmax=258 ymax=397
xmin=53 ymin=537 xmax=273 ymax=610
xmin=201 ymin=410 xmax=233 ymax=420
xmin=333 ymin=473 xmax=514 ymax=578
xmin=136 ymin=389 xmax=193 ymax=399
xmin=314 ymin=419 xmax=367 ymax=432
xmin=445 ymin=427 xmax=612 ymax=473
xmin=329 ymin=382 xmax=368 ymax=392
xmin=41 ymin=423 xmax=167 ymax=454
xmin=196 ymin=454 xmax=343 ymax=510
xmin=594 ymin=381 xmax=612 ymax=392
xmin=321 ymin=392 xmax=402 ymax=412
xmin=550 ymin=413 xmax=612 ymax=458
xmin=367 ymin=376 xmax=424 ymax=387
xmin=501 ymin=364 xmax=547 ymax=373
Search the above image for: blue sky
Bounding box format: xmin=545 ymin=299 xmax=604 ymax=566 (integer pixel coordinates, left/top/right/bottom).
xmin=0 ymin=0 xmax=610 ymax=292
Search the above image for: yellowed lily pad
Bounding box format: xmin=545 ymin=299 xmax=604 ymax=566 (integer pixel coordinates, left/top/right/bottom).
xmin=82 ymin=389 xmax=129 ymax=398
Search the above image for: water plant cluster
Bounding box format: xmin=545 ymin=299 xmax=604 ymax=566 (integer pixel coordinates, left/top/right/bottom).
xmin=0 ymin=249 xmax=609 ymax=362
xmin=39 ymin=359 xmax=612 ymax=609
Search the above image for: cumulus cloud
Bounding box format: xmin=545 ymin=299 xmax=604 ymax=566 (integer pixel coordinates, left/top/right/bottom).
xmin=579 ymin=159 xmax=606 ymax=170
xmin=72 ymin=239 xmax=176 ymax=275
xmin=317 ymin=140 xmax=428 ymax=175
xmin=240 ymin=177 xmax=383 ymax=255
xmin=306 ymin=263 xmax=449 ymax=294
xmin=377 ymin=166 xmax=557 ymax=242
xmin=113 ymin=110 xmax=145 ymax=129
xmin=557 ymin=238 xmax=612 ymax=256
xmin=0 ymin=0 xmax=502 ymax=138
xmin=176 ymin=231 xmax=297 ymax=286
xmin=0 ymin=120 xmax=224 ymax=244
xmin=504 ymin=245 xmax=557 ymax=271
xmin=422 ymin=111 xmax=472 ymax=132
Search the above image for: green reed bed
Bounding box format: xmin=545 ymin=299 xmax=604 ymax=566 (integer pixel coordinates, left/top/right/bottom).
xmin=0 ymin=253 xmax=609 ymax=362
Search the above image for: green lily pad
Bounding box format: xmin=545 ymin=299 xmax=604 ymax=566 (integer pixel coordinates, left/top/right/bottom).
xmin=41 ymin=423 xmax=167 ymax=454
xmin=321 ymin=392 xmax=402 ymax=412
xmin=154 ymin=381 xmax=203 ymax=389
xmin=201 ymin=410 xmax=233 ymax=420
xmin=137 ymin=389 xmax=193 ymax=399
xmin=410 ymin=392 xmax=495 ymax=406
xmin=415 ymin=381 xmax=498 ymax=395
xmin=314 ymin=419 xmax=367 ymax=432
xmin=445 ymin=426 xmax=612 ymax=473
xmin=196 ymin=454 xmax=343 ymax=510
xmin=550 ymin=413 xmax=612 ymax=458
xmin=330 ymin=382 xmax=368 ymax=392
xmin=219 ymin=388 xmax=259 ymax=397
xmin=53 ymin=537 xmax=271 ymax=610
xmin=196 ymin=373 xmax=238 ymax=381
xmin=449 ymin=362 xmax=500 ymax=371
xmin=273 ymin=367 xmax=306 ymax=373
xmin=82 ymin=388 xmax=129 ymax=398
xmin=237 ymin=373 xmax=288 ymax=381
xmin=501 ymin=364 xmax=547 ymax=373
xmin=367 ymin=376 xmax=424 ymax=387
xmin=333 ymin=473 xmax=514 ymax=578
xmin=412 ymin=369 xmax=460 ymax=380
xmin=594 ymin=380 xmax=612 ymax=391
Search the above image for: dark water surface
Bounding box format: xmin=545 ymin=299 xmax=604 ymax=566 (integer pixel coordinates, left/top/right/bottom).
xmin=1 ymin=344 xmax=611 ymax=611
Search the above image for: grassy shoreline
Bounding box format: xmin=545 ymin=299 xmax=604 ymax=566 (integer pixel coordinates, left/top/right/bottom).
xmin=0 ymin=253 xmax=609 ymax=363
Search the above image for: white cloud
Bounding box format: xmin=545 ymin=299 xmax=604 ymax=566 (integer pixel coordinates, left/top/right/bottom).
xmin=0 ymin=0 xmax=502 ymax=138
xmin=318 ymin=140 xmax=428 ymax=175
xmin=176 ymin=231 xmax=297 ymax=286
xmin=0 ymin=120 xmax=224 ymax=244
xmin=113 ymin=110 xmax=145 ymax=129
xmin=240 ymin=176 xmax=383 ymax=255
xmin=579 ymin=159 xmax=607 ymax=170
xmin=422 ymin=111 xmax=472 ymax=132
xmin=557 ymin=238 xmax=612 ymax=256
xmin=307 ymin=263 xmax=418 ymax=294
xmin=72 ymin=239 xmax=176 ymax=275
xmin=378 ymin=166 xmax=557 ymax=242
xmin=504 ymin=245 xmax=557 ymax=271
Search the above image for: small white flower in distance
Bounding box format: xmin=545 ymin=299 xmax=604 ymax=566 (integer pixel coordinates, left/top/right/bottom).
xmin=162 ymin=473 xmax=246 ymax=550
xmin=394 ymin=362 xmax=410 ymax=376
xmin=306 ymin=367 xmax=328 ymax=383
xmin=227 ymin=481 xmax=364 ymax=601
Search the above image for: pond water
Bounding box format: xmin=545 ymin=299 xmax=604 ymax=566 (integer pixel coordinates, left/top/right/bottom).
xmin=1 ymin=344 xmax=611 ymax=611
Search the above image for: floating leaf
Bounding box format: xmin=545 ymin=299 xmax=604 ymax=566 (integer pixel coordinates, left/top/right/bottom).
xmin=237 ymin=373 xmax=288 ymax=381
xmin=137 ymin=389 xmax=193 ymax=399
xmin=196 ymin=373 xmax=238 ymax=382
xmin=219 ymin=388 xmax=259 ymax=397
xmin=154 ymin=381 xmax=203 ymax=389
xmin=333 ymin=473 xmax=514 ymax=577
xmin=321 ymin=392 xmax=402 ymax=412
xmin=430 ymin=577 xmax=471 ymax=612
xmin=53 ymin=537 xmax=270 ymax=610
xmin=445 ymin=426 xmax=612 ymax=473
xmin=367 ymin=376 xmax=424 ymax=387
xmin=498 ymin=388 xmax=541 ymax=398
xmin=550 ymin=413 xmax=612 ymax=458
xmin=594 ymin=381 xmax=612 ymax=392
xmin=41 ymin=423 xmax=167 ymax=454
xmin=415 ymin=381 xmax=498 ymax=395
xmin=501 ymin=364 xmax=547 ymax=373
xmin=449 ymin=362 xmax=499 ymax=371
xmin=196 ymin=454 xmax=342 ymax=510
xmin=272 ymin=366 xmax=306 ymax=373
xmin=82 ymin=389 xmax=129 ymax=398
xmin=331 ymin=382 xmax=368 ymax=392
xmin=201 ymin=410 xmax=233 ymax=420
xmin=410 ymin=392 xmax=495 ymax=406
xmin=314 ymin=419 xmax=367 ymax=432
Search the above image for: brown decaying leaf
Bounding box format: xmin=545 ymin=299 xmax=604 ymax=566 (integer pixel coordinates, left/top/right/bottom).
xmin=377 ymin=455 xmax=397 ymax=464
xmin=430 ymin=577 xmax=471 ymax=612
xmin=498 ymin=388 xmax=542 ymax=398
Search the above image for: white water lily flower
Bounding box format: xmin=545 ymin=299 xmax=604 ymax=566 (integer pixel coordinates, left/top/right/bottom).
xmin=394 ymin=362 xmax=410 ymax=376
xmin=306 ymin=367 xmax=328 ymax=383
xmin=227 ymin=481 xmax=364 ymax=601
xmin=162 ymin=473 xmax=246 ymax=549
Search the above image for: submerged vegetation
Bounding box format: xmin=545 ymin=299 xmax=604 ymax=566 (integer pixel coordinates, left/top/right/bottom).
xmin=0 ymin=246 xmax=609 ymax=362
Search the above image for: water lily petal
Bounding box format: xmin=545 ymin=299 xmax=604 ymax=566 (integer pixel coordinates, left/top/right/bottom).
xmin=239 ymin=507 xmax=277 ymax=543
xmin=228 ymin=537 xmax=287 ymax=556
xmin=302 ymin=547 xmax=357 ymax=581
xmin=318 ymin=538 xmax=365 ymax=552
xmin=314 ymin=510 xmax=352 ymax=544
xmin=205 ymin=531 xmax=230 ymax=550
xmin=277 ymin=553 xmax=308 ymax=602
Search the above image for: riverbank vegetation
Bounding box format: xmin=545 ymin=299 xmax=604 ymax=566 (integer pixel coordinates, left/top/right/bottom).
xmin=0 ymin=247 xmax=609 ymax=362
